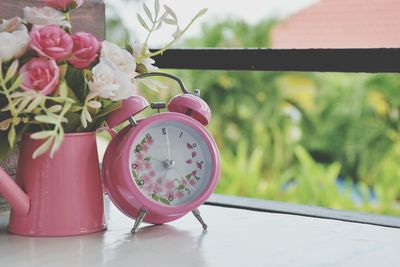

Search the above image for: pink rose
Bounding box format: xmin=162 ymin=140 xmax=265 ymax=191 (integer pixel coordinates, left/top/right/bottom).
xmin=20 ymin=57 xmax=60 ymax=95
xmin=43 ymin=0 xmax=83 ymax=11
xmin=68 ymin=32 xmax=100 ymax=69
xmin=30 ymin=25 xmax=73 ymax=61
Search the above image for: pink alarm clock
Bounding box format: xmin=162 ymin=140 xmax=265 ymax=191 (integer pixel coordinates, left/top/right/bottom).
xmin=102 ymin=73 xmax=220 ymax=233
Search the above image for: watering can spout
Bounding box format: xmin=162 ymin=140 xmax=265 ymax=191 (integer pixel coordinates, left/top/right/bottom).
xmin=0 ymin=167 xmax=30 ymax=216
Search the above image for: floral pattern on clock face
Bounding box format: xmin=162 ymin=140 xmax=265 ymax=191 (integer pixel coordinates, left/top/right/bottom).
xmin=130 ymin=121 xmax=212 ymax=206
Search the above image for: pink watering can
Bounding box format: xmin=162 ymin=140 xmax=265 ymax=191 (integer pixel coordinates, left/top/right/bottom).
xmin=0 ymin=132 xmax=106 ymax=236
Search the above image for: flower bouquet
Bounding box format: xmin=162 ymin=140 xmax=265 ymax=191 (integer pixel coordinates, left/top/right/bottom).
xmin=0 ymin=0 xmax=206 ymax=159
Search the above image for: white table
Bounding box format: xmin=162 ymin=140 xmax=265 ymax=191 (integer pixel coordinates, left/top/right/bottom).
xmin=1 ymin=198 xmax=400 ymax=267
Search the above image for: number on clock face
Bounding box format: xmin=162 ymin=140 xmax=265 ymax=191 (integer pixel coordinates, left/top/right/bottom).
xmin=130 ymin=121 xmax=212 ymax=206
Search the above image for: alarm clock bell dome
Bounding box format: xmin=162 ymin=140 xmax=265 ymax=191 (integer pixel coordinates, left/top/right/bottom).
xmin=167 ymin=94 xmax=211 ymax=126
xmin=107 ymin=96 xmax=149 ymax=128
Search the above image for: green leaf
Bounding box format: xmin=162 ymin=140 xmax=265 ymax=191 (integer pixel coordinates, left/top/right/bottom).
xmin=131 ymin=170 xmax=139 ymax=183
xmin=163 ymin=18 xmax=176 ymax=25
xmin=47 ymin=113 xmax=67 ymax=124
xmin=156 ymin=12 xmax=168 ymax=24
xmin=47 ymin=105 xmax=62 ymax=113
xmin=83 ymin=108 xmax=92 ymax=123
xmin=80 ymin=110 xmax=88 ymax=128
xmin=35 ymin=115 xmax=57 ymax=125
xmin=59 ymin=64 xmax=68 ymax=79
xmin=4 ymin=60 xmax=19 ymax=82
xmin=79 ymin=101 xmax=122 ymax=132
xmin=195 ymin=8 xmax=208 ymax=19
xmin=16 ymin=96 xmax=33 ymax=113
xmin=154 ymin=0 xmax=160 ymax=18
xmin=65 ymin=66 xmax=86 ymax=104
xmin=32 ymin=137 xmax=54 ymax=159
xmin=137 ymin=14 xmax=150 ymax=31
xmin=159 ymin=197 xmax=170 ymax=205
xmin=63 ymin=112 xmax=81 ymax=132
xmin=8 ymin=75 xmax=24 ymax=92
xmin=155 ymin=21 xmax=163 ymax=31
xmin=87 ymin=100 xmax=101 ymax=109
xmin=7 ymin=125 xmax=16 ymax=148
xmin=143 ymin=3 xmax=153 ymax=22
xmin=131 ymin=170 xmax=138 ymax=178
xmin=151 ymin=193 xmax=159 ymax=201
xmin=26 ymin=95 xmax=43 ymax=112
xmin=50 ymin=129 xmax=64 ymax=158
xmin=59 ymin=81 xmax=69 ymax=98
xmin=163 ymin=5 xmax=177 ymax=21
xmin=31 ymin=131 xmax=54 ymax=140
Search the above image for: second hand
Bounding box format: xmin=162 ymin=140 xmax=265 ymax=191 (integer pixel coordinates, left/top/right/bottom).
xmin=171 ymin=166 xmax=196 ymax=191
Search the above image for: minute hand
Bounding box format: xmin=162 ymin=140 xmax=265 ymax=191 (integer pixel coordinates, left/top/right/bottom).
xmin=165 ymin=129 xmax=172 ymax=161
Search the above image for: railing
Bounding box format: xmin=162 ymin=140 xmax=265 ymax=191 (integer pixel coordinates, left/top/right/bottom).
xmin=153 ymin=48 xmax=400 ymax=72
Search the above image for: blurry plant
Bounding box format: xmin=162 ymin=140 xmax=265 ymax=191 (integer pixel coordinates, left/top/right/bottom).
xmin=185 ymin=17 xmax=276 ymax=47
xmin=127 ymin=15 xmax=400 ymax=215
xmin=217 ymin=141 xmax=400 ymax=215
xmin=216 ymin=139 xmax=275 ymax=197
xmin=297 ymin=73 xmax=399 ymax=186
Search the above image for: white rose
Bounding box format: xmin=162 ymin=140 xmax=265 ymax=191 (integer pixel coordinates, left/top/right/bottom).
xmin=23 ymin=6 xmax=71 ymax=28
xmin=0 ymin=17 xmax=27 ymax=33
xmin=0 ymin=31 xmax=30 ymax=62
xmin=100 ymin=41 xmax=137 ymax=78
xmin=88 ymin=60 xmax=137 ymax=101
xmin=131 ymin=42 xmax=158 ymax=72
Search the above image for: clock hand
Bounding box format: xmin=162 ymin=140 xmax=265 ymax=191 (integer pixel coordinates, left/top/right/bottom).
xmin=171 ymin=166 xmax=196 ymax=191
xmin=149 ymin=157 xmax=165 ymax=163
xmin=165 ymin=129 xmax=172 ymax=161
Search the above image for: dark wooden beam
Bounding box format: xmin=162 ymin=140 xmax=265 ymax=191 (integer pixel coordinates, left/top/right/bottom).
xmin=0 ymin=0 xmax=105 ymax=40
xmin=153 ymin=48 xmax=400 ymax=73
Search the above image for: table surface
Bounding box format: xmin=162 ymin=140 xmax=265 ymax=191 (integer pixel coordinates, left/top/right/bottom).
xmin=1 ymin=198 xmax=400 ymax=267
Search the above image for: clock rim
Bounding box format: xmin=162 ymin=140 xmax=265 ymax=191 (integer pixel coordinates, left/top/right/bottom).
xmin=124 ymin=112 xmax=220 ymax=216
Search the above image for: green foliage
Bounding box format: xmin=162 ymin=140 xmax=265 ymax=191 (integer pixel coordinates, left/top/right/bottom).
xmin=173 ymin=18 xmax=400 ymax=216
xmin=185 ymin=18 xmax=276 ymax=47
xmin=107 ymin=12 xmax=400 ymax=215
xmin=298 ymin=73 xmax=398 ymax=185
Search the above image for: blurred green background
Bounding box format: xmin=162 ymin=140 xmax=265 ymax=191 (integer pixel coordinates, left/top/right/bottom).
xmin=105 ymin=3 xmax=400 ymax=216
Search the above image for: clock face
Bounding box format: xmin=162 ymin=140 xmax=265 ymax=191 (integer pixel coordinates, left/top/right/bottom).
xmin=129 ymin=120 xmax=213 ymax=207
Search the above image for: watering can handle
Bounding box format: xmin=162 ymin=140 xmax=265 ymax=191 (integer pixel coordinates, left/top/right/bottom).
xmin=0 ymin=167 xmax=30 ymax=216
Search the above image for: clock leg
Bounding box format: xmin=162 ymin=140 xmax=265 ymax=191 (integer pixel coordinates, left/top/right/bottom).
xmin=192 ymin=208 xmax=208 ymax=230
xmin=131 ymin=209 xmax=147 ymax=234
